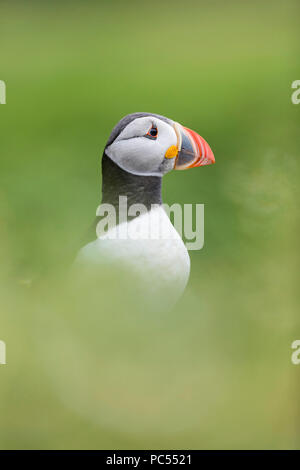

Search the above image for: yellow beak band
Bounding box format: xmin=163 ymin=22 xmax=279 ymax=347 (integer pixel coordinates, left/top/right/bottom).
xmin=165 ymin=145 xmax=178 ymax=159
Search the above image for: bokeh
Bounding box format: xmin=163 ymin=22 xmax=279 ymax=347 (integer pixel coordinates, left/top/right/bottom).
xmin=0 ymin=0 xmax=299 ymax=449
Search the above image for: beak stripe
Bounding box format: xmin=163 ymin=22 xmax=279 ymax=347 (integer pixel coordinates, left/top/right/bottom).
xmin=174 ymin=122 xmax=215 ymax=170
xmin=184 ymin=127 xmax=215 ymax=167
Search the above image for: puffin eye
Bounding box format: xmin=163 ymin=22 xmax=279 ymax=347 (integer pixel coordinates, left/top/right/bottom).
xmin=145 ymin=125 xmax=158 ymax=140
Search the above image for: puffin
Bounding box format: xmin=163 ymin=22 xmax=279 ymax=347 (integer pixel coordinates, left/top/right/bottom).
xmin=75 ymin=112 xmax=215 ymax=308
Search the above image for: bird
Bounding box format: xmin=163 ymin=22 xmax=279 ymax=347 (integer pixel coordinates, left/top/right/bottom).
xmin=75 ymin=112 xmax=215 ymax=309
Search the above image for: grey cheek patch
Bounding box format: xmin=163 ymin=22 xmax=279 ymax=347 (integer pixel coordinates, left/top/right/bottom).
xmin=159 ymin=158 xmax=175 ymax=174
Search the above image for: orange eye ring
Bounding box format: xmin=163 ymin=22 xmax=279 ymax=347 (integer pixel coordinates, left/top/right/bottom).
xmin=145 ymin=125 xmax=158 ymax=140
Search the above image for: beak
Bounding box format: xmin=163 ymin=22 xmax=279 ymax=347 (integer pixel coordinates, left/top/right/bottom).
xmin=173 ymin=122 xmax=215 ymax=170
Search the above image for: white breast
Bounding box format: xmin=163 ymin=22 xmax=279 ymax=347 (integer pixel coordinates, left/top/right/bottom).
xmin=75 ymin=207 xmax=190 ymax=308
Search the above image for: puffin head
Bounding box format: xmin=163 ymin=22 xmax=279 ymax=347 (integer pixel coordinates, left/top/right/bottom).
xmin=104 ymin=112 xmax=215 ymax=177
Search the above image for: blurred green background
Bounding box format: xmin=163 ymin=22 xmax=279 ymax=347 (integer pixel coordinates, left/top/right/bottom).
xmin=0 ymin=0 xmax=299 ymax=449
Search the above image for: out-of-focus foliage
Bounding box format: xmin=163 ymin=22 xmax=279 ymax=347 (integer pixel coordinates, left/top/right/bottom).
xmin=0 ymin=0 xmax=299 ymax=449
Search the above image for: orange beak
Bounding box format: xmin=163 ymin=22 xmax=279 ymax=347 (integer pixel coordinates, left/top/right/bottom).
xmin=173 ymin=122 xmax=215 ymax=170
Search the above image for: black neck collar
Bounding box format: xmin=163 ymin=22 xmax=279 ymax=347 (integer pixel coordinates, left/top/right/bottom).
xmin=101 ymin=154 xmax=162 ymax=211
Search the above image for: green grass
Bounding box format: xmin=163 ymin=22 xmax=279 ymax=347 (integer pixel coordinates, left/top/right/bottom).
xmin=0 ymin=0 xmax=299 ymax=449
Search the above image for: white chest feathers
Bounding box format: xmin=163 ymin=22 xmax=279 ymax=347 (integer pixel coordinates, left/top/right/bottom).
xmin=75 ymin=207 xmax=190 ymax=308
